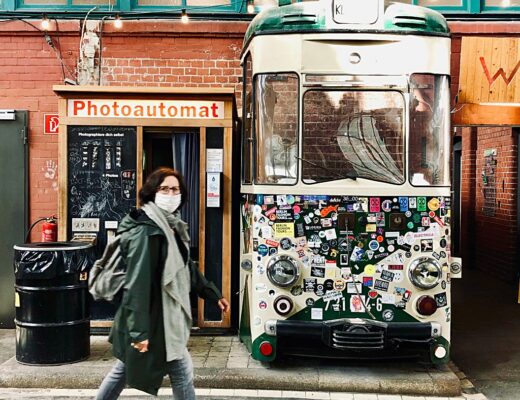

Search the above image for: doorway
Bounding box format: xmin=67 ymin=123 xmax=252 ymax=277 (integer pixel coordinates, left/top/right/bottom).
xmin=144 ymin=128 xmax=202 ymax=323
xmin=0 ymin=110 xmax=28 ymax=328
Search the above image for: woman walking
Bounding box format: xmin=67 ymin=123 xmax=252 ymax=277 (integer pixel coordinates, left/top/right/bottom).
xmin=96 ymin=167 xmax=229 ymax=399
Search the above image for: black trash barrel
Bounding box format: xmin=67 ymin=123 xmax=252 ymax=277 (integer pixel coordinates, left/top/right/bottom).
xmin=13 ymin=242 xmax=94 ymax=365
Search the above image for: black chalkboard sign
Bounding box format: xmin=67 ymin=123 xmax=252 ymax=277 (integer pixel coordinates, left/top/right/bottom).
xmin=67 ymin=125 xmax=137 ymax=256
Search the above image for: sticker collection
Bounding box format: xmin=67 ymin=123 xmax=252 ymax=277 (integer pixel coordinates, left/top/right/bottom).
xmin=243 ymin=194 xmax=452 ymax=325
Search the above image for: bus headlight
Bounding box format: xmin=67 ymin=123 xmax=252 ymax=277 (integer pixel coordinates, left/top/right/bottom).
xmin=409 ymin=257 xmax=442 ymax=289
xmin=266 ymin=255 xmax=300 ymax=288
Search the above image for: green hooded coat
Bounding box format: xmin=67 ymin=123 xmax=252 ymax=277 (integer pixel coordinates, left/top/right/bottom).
xmin=108 ymin=208 xmax=221 ymax=396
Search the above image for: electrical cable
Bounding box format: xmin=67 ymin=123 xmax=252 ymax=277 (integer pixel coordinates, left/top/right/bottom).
xmin=53 ymin=18 xmax=66 ymax=81
xmin=98 ymin=16 xmax=108 ymax=85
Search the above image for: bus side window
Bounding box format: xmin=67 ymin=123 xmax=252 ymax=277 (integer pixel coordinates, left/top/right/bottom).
xmin=254 ymin=73 xmax=298 ymax=185
xmin=242 ymin=54 xmax=253 ymax=184
xmin=409 ymin=74 xmax=450 ymax=186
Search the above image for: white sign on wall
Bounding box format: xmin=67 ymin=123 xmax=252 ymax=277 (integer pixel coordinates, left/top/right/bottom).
xmin=68 ymin=99 xmax=225 ymax=119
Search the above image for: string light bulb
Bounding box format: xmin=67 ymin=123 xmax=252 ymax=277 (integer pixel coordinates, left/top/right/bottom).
xmin=181 ymin=9 xmax=189 ymax=24
xmin=41 ymin=14 xmax=50 ymax=30
xmin=113 ymin=14 xmax=123 ymax=29
xmin=247 ymin=1 xmax=255 ymax=13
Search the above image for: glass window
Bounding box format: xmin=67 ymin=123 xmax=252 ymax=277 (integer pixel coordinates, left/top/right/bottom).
xmin=303 ymin=90 xmax=404 ymax=184
xmin=255 ymin=73 xmax=298 ymax=185
xmin=242 ymin=54 xmax=253 ymax=184
xmin=138 ymin=0 xmax=182 ymax=5
xmin=409 ymin=74 xmax=450 ymax=186
xmin=417 ymin=0 xmax=462 ymax=5
xmin=137 ymin=0 xmax=231 ymax=5
xmin=188 ymin=0 xmax=230 ymax=5
xmin=485 ymin=0 xmax=520 ymax=5
xmin=22 ymin=0 xmax=66 ymax=3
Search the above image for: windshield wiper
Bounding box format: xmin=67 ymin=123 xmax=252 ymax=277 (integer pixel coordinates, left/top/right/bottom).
xmin=295 ymin=156 xmax=357 ymax=181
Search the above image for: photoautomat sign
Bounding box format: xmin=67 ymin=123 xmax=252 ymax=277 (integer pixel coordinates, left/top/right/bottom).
xmin=68 ymin=99 xmax=225 ymax=119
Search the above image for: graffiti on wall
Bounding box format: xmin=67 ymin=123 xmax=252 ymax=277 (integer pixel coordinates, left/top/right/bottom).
xmin=482 ymin=148 xmax=497 ymax=217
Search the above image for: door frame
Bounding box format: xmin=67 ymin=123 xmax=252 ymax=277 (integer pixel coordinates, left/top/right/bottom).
xmin=54 ymin=86 xmax=235 ymax=329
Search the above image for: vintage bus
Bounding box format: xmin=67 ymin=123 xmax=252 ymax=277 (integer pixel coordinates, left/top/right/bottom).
xmin=238 ymin=0 xmax=462 ymax=364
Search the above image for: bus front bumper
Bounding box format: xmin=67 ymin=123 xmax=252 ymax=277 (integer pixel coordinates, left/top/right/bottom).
xmin=265 ymin=318 xmax=442 ymax=357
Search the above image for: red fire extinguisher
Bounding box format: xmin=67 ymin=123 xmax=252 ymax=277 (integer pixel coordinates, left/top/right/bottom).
xmin=41 ymin=216 xmax=58 ymax=242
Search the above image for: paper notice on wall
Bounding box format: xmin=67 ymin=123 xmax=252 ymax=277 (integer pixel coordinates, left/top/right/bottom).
xmin=207 ymin=172 xmax=220 ymax=207
xmin=206 ymin=149 xmax=223 ymax=173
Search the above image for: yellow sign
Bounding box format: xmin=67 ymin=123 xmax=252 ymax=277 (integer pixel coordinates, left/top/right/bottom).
xmin=274 ymin=223 xmax=294 ymax=238
xmin=459 ymin=37 xmax=520 ymax=104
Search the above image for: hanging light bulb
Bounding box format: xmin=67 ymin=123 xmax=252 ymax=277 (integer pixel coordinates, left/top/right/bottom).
xmin=181 ymin=9 xmax=189 ymax=24
xmin=113 ymin=14 xmax=123 ymax=29
xmin=247 ymin=1 xmax=255 ymax=13
xmin=41 ymin=14 xmax=50 ymax=31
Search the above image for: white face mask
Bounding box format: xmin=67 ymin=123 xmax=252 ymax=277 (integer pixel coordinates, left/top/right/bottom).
xmin=155 ymin=193 xmax=182 ymax=213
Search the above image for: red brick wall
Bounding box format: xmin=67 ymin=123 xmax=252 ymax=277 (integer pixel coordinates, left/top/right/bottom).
xmin=474 ymin=127 xmax=518 ymax=281
xmin=0 ymin=19 xmax=247 ymax=241
xmin=449 ymin=21 xmax=520 ymax=283
xmin=460 ymin=125 xmax=518 ymax=281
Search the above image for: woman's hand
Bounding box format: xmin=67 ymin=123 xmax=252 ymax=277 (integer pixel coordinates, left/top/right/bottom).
xmin=218 ymin=298 xmax=230 ymax=313
xmin=132 ymin=339 xmax=149 ymax=353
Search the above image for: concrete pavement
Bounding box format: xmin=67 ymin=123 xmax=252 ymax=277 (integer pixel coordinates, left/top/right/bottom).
xmin=0 ymin=330 xmax=461 ymax=397
xmin=451 ymin=269 xmax=520 ymax=400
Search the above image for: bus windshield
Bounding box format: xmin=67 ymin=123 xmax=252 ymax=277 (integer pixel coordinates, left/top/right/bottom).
xmin=302 ymin=90 xmax=405 ymax=184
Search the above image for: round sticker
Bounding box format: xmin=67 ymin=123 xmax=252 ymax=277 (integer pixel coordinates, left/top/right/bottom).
xmin=291 ymin=286 xmax=303 ymax=296
xmin=269 ymin=289 xmax=276 ymax=297
xmin=429 ymin=211 xmax=436 ymax=218
xmin=258 ymin=300 xmax=268 ymax=310
xmin=382 ymin=200 xmax=392 ymax=212
xmin=413 ymin=214 xmax=421 ymax=223
xmin=405 ymin=211 xmax=412 ymax=217
xmin=376 ymin=236 xmax=384 ymax=243
xmin=382 ymin=309 xmax=394 ymax=321
xmin=369 ymin=240 xmax=379 ymax=251
xmin=379 ymin=247 xmax=385 ymax=252
xmin=428 ymin=198 xmax=440 ymax=211
xmin=258 ymin=244 xmax=268 ymax=256
xmin=314 ymin=284 xmax=325 ymax=297
xmin=306 ymin=298 xmax=315 ymax=306
xmin=407 ymin=222 xmax=414 ymax=229
xmin=368 ymin=290 xmax=378 ymax=299
xmin=388 ymin=245 xmax=395 ymax=252
xmin=287 ymin=195 xmax=295 ymax=205
xmin=440 ymin=238 xmax=447 ymax=248
xmin=319 ymin=231 xmax=326 ymax=238
xmin=334 ymin=279 xmax=346 ymax=291
xmin=324 ymin=279 xmax=334 ymax=291
xmin=293 ymin=205 xmax=301 ymax=214
xmin=253 ymin=316 xmax=262 ymax=326
xmin=364 ymin=264 xmax=376 ymax=276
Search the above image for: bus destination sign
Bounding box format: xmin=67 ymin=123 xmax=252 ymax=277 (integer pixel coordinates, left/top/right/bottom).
xmin=332 ymin=0 xmax=379 ymax=25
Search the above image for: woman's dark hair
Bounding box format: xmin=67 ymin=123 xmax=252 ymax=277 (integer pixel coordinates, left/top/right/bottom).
xmin=138 ymin=167 xmax=188 ymax=207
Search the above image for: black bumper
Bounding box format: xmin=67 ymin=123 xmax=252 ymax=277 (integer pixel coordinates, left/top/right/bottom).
xmin=273 ymin=319 xmax=438 ymax=359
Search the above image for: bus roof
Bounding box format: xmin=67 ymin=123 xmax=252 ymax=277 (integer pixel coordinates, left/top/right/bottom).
xmin=243 ymin=1 xmax=449 ymax=49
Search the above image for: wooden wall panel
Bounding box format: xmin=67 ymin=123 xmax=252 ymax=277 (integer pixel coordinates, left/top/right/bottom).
xmin=459 ymin=37 xmax=520 ymax=104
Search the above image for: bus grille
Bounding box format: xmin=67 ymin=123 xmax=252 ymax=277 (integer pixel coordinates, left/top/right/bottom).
xmin=331 ymin=330 xmax=385 ymax=350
